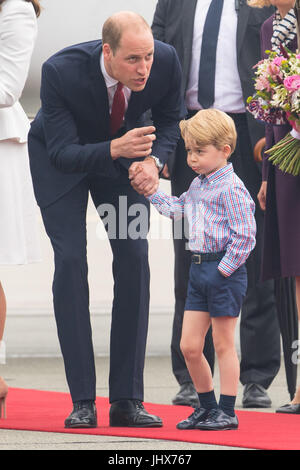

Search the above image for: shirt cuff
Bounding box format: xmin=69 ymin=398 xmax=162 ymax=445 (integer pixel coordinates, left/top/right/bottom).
xmin=146 ymin=190 xmax=159 ymax=202
xmin=218 ymin=258 xmax=238 ymax=277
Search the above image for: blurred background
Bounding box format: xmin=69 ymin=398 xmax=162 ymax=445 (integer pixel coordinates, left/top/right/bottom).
xmin=1 ymin=0 xmax=179 ymax=358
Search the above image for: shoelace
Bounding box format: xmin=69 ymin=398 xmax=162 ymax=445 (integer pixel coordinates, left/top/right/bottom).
xmin=74 ymin=401 xmax=94 ymax=411
xmin=206 ymin=408 xmax=220 ymax=420
xmin=134 ymin=400 xmax=145 ymax=411
xmin=188 ymin=407 xmax=202 ymax=419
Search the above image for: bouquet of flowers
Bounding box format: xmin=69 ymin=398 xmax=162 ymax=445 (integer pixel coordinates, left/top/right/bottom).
xmin=247 ymin=47 xmax=300 ymax=176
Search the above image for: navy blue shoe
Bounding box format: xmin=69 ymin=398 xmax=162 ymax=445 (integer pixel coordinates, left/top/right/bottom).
xmin=176 ymin=407 xmax=209 ymax=430
xmin=196 ymin=408 xmax=238 ymax=431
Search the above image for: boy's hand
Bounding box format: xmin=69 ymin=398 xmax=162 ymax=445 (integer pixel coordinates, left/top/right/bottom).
xmin=129 ymin=159 xmax=159 ymax=197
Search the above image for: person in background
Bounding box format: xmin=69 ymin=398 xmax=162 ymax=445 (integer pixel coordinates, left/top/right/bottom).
xmin=152 ymin=0 xmax=279 ymax=410
xmin=249 ymin=0 xmax=300 ymax=414
xmin=0 ymin=0 xmax=42 ymax=418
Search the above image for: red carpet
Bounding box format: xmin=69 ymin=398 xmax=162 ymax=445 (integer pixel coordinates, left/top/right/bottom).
xmin=0 ymin=388 xmax=300 ymax=450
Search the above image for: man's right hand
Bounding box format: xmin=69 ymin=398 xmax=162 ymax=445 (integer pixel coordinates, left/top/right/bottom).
xmin=110 ymin=126 xmax=156 ymax=160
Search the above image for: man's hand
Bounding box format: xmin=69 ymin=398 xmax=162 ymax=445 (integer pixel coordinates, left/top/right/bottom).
xmin=129 ymin=158 xmax=159 ymax=197
xmin=110 ymin=126 xmax=156 ymax=160
xmin=257 ymin=181 xmax=267 ymax=211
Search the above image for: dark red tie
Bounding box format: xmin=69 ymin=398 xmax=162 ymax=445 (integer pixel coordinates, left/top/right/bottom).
xmin=110 ymin=82 xmax=125 ymax=136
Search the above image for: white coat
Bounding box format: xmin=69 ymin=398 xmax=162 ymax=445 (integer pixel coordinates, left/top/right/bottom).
xmin=0 ymin=0 xmax=41 ymax=264
xmin=0 ymin=0 xmax=37 ymax=141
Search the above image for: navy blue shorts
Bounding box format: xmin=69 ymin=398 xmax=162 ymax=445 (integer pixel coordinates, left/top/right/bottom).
xmin=185 ymin=261 xmax=248 ymax=318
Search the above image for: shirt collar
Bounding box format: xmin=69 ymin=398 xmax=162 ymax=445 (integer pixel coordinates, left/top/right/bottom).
xmin=100 ymin=52 xmax=118 ymax=88
xmin=200 ymin=163 xmax=234 ymax=184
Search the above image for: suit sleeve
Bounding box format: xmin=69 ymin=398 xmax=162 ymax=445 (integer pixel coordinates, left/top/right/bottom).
xmin=0 ymin=2 xmax=37 ymax=108
xmin=150 ymin=46 xmax=186 ymax=166
xmin=40 ymin=61 xmax=119 ymax=175
xmin=151 ymin=0 xmax=169 ymax=41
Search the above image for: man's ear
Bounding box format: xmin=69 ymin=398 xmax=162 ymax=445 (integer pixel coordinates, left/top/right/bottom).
xmin=102 ymin=43 xmax=112 ymax=61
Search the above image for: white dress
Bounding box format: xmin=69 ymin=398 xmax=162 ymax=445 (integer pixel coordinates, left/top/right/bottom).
xmin=0 ymin=0 xmax=41 ymax=264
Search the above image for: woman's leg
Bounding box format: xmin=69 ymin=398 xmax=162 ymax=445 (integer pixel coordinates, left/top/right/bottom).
xmin=180 ymin=310 xmax=213 ymax=393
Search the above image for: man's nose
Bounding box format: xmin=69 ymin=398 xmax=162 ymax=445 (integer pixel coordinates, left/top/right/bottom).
xmin=137 ymin=60 xmax=148 ymax=75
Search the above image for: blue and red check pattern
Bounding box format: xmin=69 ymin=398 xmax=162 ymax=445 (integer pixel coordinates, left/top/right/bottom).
xmin=148 ymin=163 xmax=256 ymax=276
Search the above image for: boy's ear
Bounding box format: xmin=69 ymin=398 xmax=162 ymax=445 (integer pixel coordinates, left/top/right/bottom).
xmin=224 ymin=144 xmax=232 ymax=159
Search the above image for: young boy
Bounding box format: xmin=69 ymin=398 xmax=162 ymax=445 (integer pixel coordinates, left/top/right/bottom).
xmin=147 ymin=109 xmax=256 ymax=430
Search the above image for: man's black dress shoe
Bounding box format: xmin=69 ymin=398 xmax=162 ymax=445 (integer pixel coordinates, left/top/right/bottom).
xmin=242 ymin=383 xmax=272 ymax=408
xmin=196 ymin=408 xmax=239 ymax=431
xmin=172 ymin=383 xmax=200 ymax=408
xmin=109 ymin=400 xmax=163 ymax=428
xmin=176 ymin=407 xmax=209 ymax=430
xmin=276 ymin=403 xmax=300 ymax=414
xmin=64 ymin=401 xmax=97 ymax=428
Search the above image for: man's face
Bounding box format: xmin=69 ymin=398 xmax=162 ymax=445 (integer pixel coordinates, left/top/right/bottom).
xmin=103 ymin=29 xmax=154 ymax=92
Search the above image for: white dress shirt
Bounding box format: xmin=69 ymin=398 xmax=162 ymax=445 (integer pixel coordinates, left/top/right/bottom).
xmin=185 ymin=0 xmax=245 ymax=113
xmin=100 ymin=53 xmax=131 ymax=114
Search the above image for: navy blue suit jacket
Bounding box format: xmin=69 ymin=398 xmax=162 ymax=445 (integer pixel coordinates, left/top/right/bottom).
xmin=29 ymin=39 xmax=185 ymax=208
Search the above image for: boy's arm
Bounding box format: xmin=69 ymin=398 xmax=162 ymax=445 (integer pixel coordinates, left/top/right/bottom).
xmin=218 ymin=185 xmax=257 ymax=277
xmin=147 ymin=189 xmax=186 ymax=220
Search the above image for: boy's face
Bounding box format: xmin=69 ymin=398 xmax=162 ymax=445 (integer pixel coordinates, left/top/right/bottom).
xmin=185 ymin=139 xmax=231 ymax=176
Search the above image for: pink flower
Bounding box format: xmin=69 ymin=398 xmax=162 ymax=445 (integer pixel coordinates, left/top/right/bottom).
xmin=256 ymin=75 xmax=272 ymax=92
xmin=272 ymin=56 xmax=285 ymax=66
xmin=284 ymin=75 xmax=300 ymax=92
xmin=253 ymin=59 xmax=265 ymax=69
xmin=296 ymin=54 xmax=300 ymax=60
xmin=266 ymin=63 xmax=283 ymax=82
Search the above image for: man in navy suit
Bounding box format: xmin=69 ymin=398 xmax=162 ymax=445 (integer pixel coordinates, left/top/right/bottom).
xmin=28 ymin=11 xmax=184 ymax=428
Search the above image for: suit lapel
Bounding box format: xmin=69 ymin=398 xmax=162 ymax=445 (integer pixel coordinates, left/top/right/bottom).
xmin=89 ymin=42 xmax=110 ymax=136
xmin=181 ymin=0 xmax=197 ymax=53
xmin=236 ymin=1 xmax=250 ymax=57
xmin=181 ymin=0 xmax=198 ymax=90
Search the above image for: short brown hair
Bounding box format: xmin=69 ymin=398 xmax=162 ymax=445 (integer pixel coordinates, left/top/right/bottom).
xmin=102 ymin=11 xmax=152 ymax=54
xmin=180 ymin=109 xmax=237 ymax=155
xmin=0 ymin=0 xmax=41 ymax=16
xmin=247 ymin=0 xmax=271 ymax=7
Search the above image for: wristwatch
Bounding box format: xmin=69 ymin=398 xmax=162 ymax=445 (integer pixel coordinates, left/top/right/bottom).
xmin=147 ymin=155 xmax=164 ymax=173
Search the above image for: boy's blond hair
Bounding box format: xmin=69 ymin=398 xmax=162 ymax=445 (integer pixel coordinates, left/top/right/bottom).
xmin=179 ymin=109 xmax=237 ymax=155
xmin=247 ymin=0 xmax=271 ymax=7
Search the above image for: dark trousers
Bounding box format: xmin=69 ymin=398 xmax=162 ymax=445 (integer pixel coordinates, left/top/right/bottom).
xmin=40 ymin=169 xmax=150 ymax=403
xmin=171 ymin=113 xmax=281 ymax=389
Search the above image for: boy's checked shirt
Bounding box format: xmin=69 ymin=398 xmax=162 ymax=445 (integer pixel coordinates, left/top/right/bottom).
xmin=148 ymin=163 xmax=256 ymax=277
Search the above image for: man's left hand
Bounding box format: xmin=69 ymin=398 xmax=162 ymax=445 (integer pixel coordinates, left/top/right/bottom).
xmin=129 ymin=158 xmax=159 ymax=197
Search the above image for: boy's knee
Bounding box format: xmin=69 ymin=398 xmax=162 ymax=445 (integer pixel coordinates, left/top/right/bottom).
xmin=180 ymin=340 xmax=201 ymax=362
